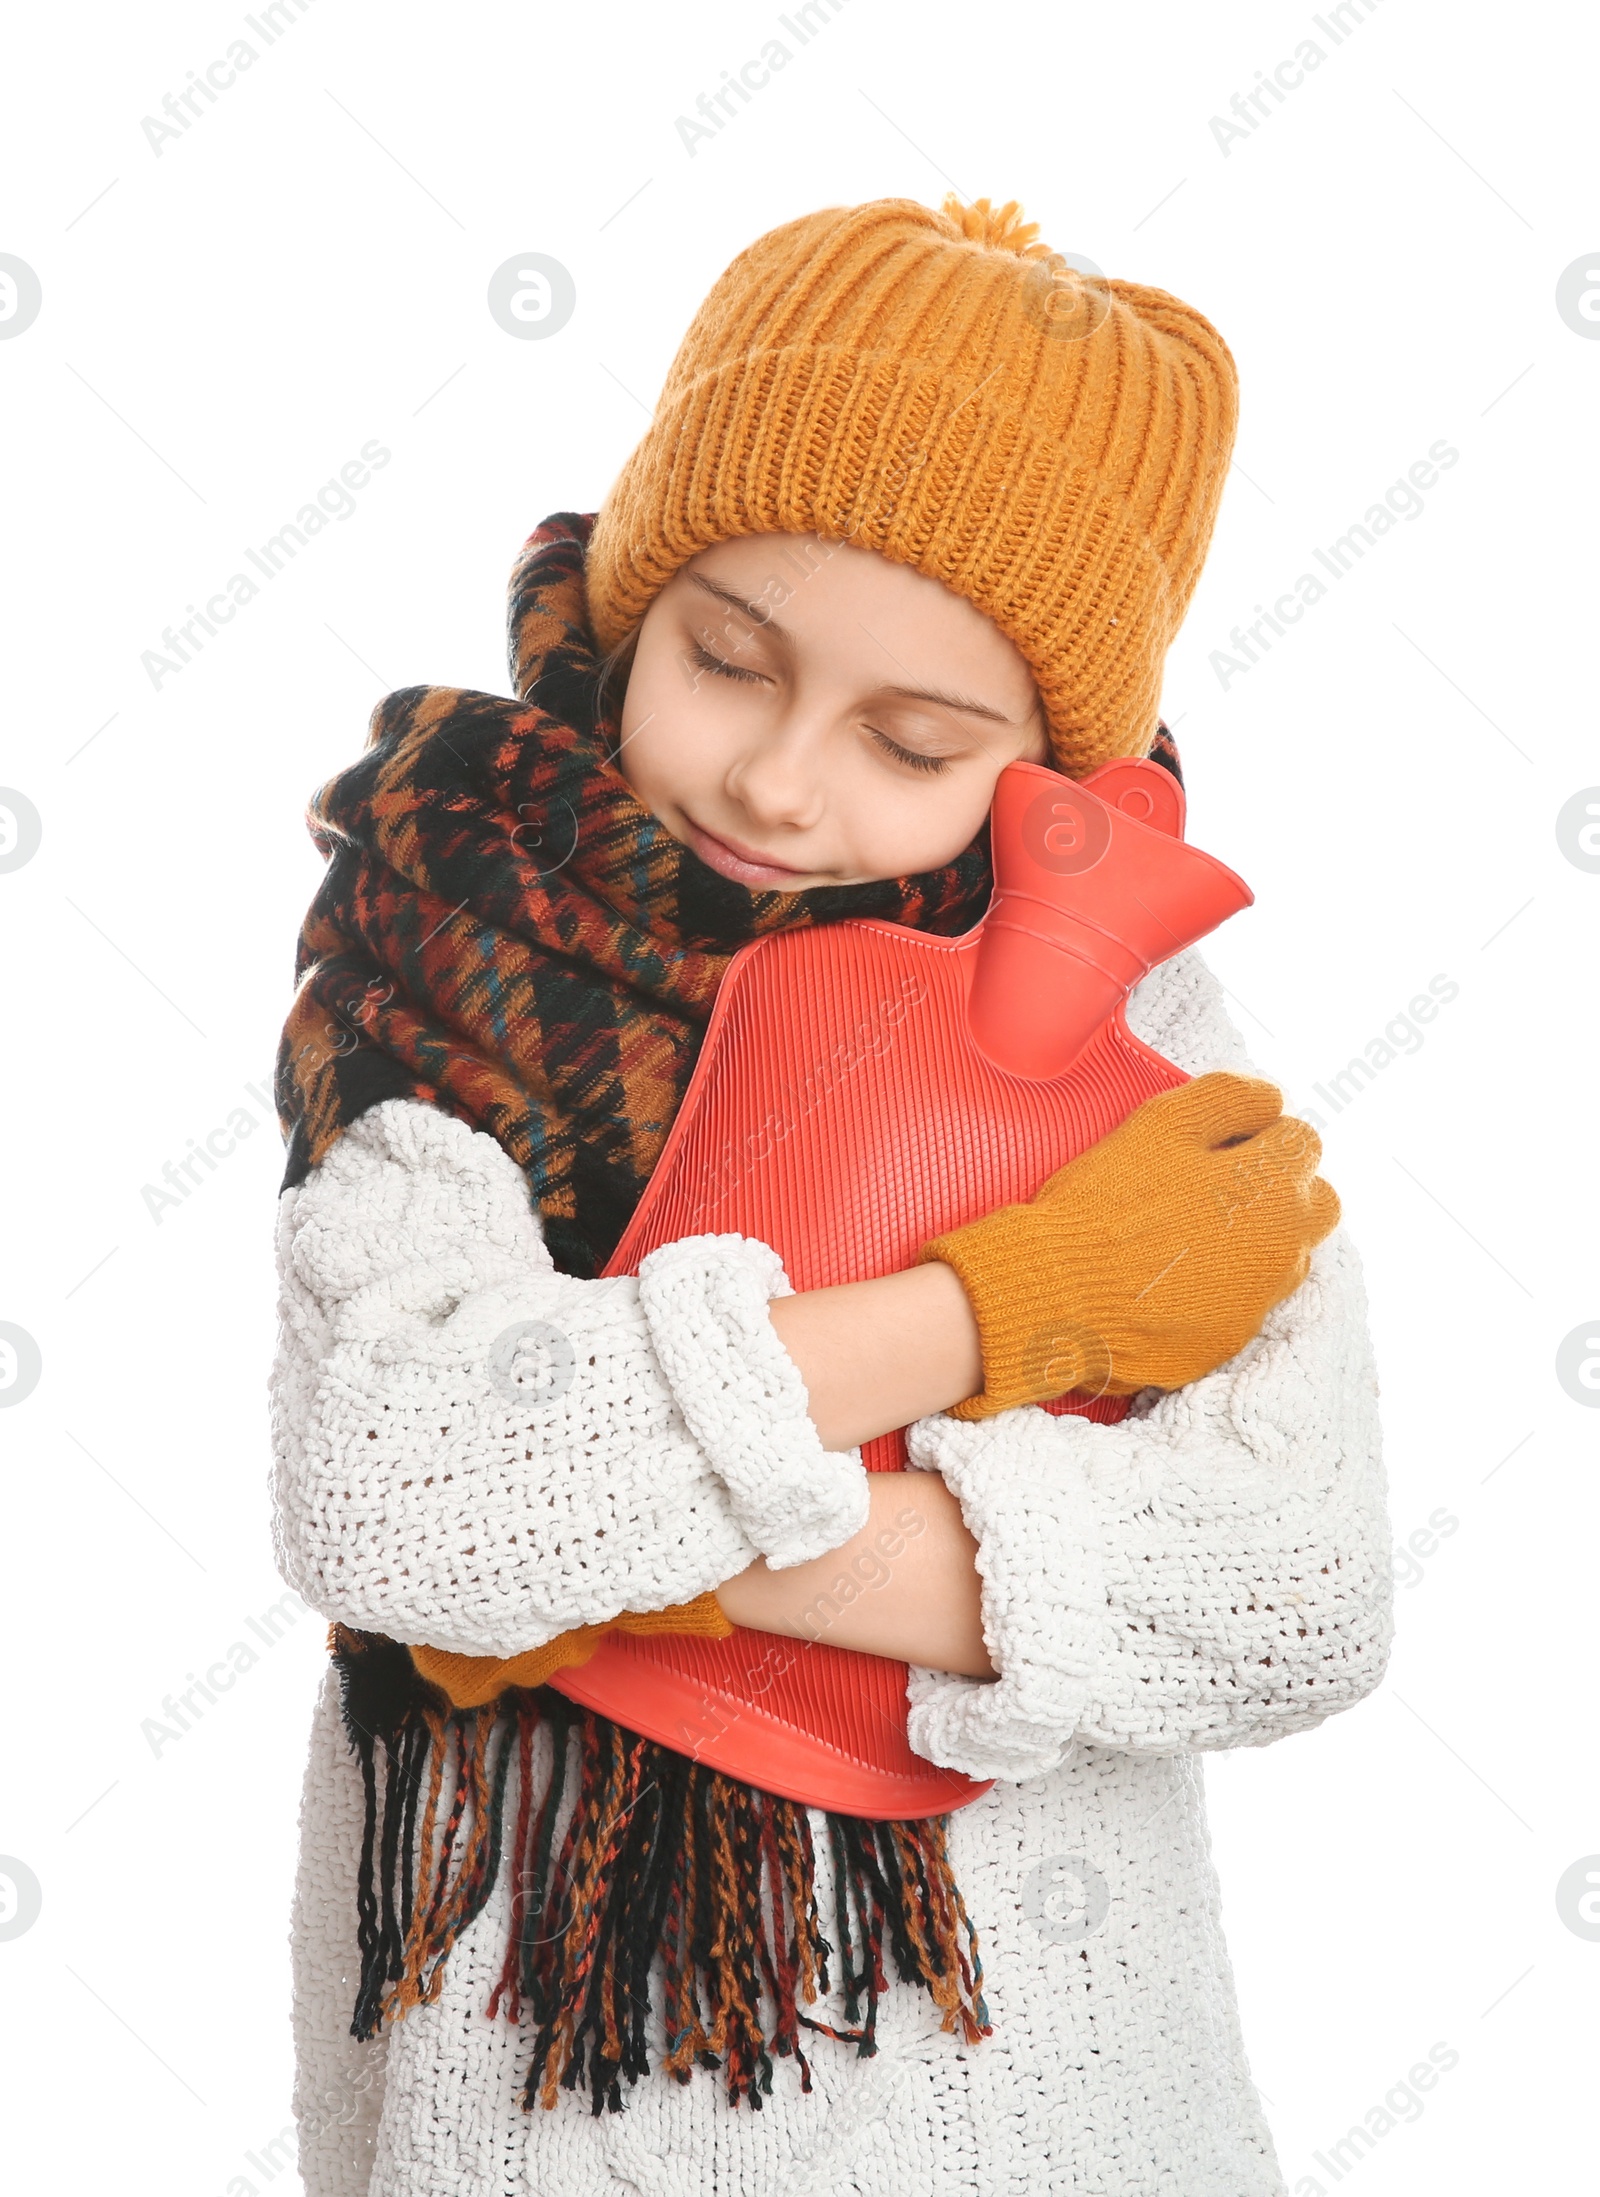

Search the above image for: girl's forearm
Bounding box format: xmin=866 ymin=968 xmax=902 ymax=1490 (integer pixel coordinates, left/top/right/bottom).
xmin=764 ymin=1256 xmax=983 ymax=1453
xmin=715 ymin=1471 xmax=997 ymax=1680
xmin=718 ymin=1257 xmax=995 ymax=1677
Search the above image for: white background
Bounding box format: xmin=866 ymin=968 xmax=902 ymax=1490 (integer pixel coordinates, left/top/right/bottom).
xmin=2 ymin=2 xmax=1596 ymax=2191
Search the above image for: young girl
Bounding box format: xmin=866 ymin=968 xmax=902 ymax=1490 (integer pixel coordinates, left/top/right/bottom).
xmin=271 ymin=194 xmax=1393 ymax=2195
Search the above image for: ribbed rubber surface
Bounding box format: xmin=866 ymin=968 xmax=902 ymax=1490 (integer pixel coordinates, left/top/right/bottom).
xmin=553 ymin=918 xmax=1190 ymax=1820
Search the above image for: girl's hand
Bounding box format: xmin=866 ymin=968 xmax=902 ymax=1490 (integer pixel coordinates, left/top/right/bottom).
xmin=408 ymin=1592 xmax=733 ymax=1709
xmin=917 ymin=1071 xmax=1340 ymax=1418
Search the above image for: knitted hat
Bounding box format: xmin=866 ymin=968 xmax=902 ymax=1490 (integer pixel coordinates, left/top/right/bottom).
xmin=585 ymin=193 xmax=1239 ymax=778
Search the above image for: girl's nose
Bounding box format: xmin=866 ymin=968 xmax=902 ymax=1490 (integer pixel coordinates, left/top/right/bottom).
xmin=723 ymin=715 xmax=830 ymax=834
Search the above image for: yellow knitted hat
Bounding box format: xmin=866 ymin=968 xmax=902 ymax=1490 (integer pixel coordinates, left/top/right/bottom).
xmin=585 ymin=193 xmax=1239 ymax=778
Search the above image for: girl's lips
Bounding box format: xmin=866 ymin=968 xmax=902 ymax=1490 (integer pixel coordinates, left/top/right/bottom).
xmin=685 ymin=818 xmax=815 ymax=886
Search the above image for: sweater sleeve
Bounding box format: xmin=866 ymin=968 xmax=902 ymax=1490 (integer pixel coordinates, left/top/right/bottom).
xmin=268 ymin=1096 xmax=869 ymax=1658
xmin=900 ymin=946 xmax=1395 ymax=1781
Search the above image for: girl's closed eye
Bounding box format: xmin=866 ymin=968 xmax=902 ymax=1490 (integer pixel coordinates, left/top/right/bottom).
xmin=867 ymin=727 xmax=953 ymax=776
xmin=689 ymin=639 xmax=770 ymax=686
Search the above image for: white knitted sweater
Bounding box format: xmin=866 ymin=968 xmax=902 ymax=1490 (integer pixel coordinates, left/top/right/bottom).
xmin=270 ymin=946 xmax=1394 ymax=2197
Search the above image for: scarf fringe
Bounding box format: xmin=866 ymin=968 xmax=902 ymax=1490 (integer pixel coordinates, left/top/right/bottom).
xmin=331 ymin=1625 xmax=991 ymax=2117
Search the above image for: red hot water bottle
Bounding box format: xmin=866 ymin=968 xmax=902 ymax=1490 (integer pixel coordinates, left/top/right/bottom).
xmin=550 ymin=757 xmax=1253 ymax=1819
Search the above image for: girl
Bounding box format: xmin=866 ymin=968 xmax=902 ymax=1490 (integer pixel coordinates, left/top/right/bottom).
xmin=271 ymin=193 xmax=1393 ymax=2195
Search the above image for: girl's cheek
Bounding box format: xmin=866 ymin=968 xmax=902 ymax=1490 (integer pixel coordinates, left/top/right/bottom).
xmin=636 ymin=709 xmax=725 ymax=815
xmin=853 ymin=815 xmax=965 ymax=885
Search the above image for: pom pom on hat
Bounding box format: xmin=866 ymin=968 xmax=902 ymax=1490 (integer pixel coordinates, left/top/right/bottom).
xmin=931 ymin=192 xmax=1054 ymax=258
xmin=939 ymin=192 xmax=1055 ymax=259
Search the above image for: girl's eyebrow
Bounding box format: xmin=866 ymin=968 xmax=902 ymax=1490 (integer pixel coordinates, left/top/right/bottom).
xmin=689 ymin=571 xmax=1016 ymax=726
xmin=689 ymin=572 xmax=791 ymax=635
xmin=876 ymin=681 xmax=1013 ymax=725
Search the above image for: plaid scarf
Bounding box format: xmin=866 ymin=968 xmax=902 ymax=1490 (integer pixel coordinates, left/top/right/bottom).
xmin=275 ymin=512 xmax=1180 ymax=2118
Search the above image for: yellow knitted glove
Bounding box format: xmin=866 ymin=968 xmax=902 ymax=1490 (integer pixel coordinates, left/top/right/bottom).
xmin=409 ymin=1591 xmax=733 ymax=1710
xmin=918 ymin=1071 xmax=1340 ymax=1419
